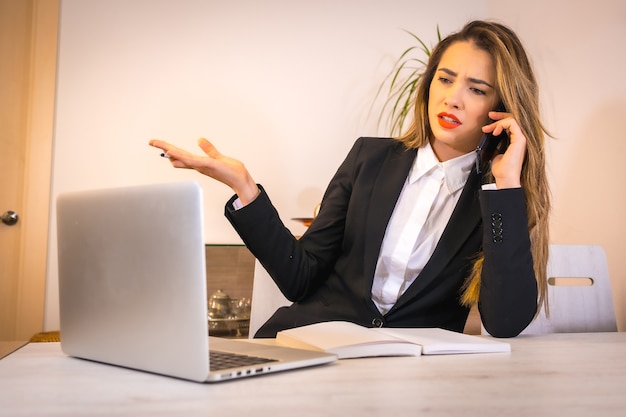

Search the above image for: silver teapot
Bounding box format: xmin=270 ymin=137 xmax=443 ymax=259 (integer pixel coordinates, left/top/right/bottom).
xmin=208 ymin=289 xmax=231 ymax=319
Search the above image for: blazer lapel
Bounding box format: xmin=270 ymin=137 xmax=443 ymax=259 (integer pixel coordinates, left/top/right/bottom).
xmin=362 ymin=145 xmax=417 ymax=289
xmin=388 ymin=168 xmax=482 ymax=313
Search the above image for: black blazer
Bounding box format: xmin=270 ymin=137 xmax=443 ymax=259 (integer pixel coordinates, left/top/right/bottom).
xmin=225 ymin=137 xmax=537 ymax=338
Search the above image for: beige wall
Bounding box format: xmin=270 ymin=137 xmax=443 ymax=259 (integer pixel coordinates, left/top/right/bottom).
xmin=45 ymin=0 xmax=626 ymax=331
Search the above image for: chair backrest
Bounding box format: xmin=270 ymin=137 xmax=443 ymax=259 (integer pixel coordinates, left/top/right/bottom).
xmin=521 ymin=244 xmax=617 ymax=335
xmin=248 ymin=260 xmax=290 ymax=338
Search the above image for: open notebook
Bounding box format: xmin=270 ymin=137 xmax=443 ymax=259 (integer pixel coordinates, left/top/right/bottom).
xmin=56 ymin=181 xmax=336 ymax=382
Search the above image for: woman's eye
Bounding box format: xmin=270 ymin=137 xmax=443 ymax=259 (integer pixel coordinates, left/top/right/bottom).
xmin=470 ymin=87 xmax=486 ymax=95
xmin=438 ymin=76 xmax=452 ymax=84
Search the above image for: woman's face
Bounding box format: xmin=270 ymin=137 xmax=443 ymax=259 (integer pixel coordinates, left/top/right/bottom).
xmin=428 ymin=41 xmax=499 ymax=161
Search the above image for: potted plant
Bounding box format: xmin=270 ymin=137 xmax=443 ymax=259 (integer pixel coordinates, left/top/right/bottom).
xmin=374 ymin=27 xmax=441 ymax=136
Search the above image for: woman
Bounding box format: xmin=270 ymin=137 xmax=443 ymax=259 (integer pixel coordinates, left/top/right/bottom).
xmin=150 ymin=20 xmax=550 ymax=338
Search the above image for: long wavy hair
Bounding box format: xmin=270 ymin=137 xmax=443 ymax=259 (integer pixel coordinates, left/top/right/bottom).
xmin=396 ymin=20 xmax=550 ymax=313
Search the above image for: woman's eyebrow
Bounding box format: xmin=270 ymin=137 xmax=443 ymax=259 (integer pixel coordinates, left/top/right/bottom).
xmin=438 ymin=67 xmax=494 ymax=89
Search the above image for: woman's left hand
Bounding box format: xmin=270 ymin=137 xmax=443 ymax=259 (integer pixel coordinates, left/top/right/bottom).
xmin=483 ymin=111 xmax=526 ymax=189
xmin=149 ymin=138 xmax=260 ymax=205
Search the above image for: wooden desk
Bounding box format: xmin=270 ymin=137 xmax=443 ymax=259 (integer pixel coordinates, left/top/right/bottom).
xmin=1 ymin=332 xmax=624 ymax=417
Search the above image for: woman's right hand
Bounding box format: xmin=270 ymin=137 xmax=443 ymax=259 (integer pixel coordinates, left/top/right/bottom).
xmin=482 ymin=111 xmax=526 ymax=189
xmin=149 ymin=138 xmax=260 ymax=206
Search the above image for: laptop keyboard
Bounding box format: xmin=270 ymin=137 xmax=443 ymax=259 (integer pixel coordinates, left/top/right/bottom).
xmin=209 ymin=350 xmax=277 ymax=371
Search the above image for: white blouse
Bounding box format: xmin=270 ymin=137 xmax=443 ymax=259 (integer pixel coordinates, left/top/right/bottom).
xmin=371 ymin=142 xmax=475 ymax=314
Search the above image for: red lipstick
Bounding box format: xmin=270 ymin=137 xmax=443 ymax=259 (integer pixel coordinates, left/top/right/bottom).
xmin=437 ymin=112 xmax=461 ymax=129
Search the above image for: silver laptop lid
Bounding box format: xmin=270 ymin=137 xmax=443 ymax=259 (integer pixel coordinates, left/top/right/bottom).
xmin=57 ymin=181 xmax=211 ymax=381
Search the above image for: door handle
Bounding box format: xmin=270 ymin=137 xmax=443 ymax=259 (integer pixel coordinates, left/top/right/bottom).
xmin=1 ymin=211 xmax=19 ymax=226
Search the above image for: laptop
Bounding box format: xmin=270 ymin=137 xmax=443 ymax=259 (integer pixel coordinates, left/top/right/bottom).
xmin=56 ymin=181 xmax=336 ymax=382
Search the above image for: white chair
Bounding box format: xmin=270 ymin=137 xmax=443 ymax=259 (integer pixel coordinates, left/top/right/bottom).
xmin=248 ymin=260 xmax=290 ymax=338
xmin=520 ymin=244 xmax=617 ymax=335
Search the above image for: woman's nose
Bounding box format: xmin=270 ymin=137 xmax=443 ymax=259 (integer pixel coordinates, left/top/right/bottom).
xmin=444 ymin=85 xmax=463 ymax=109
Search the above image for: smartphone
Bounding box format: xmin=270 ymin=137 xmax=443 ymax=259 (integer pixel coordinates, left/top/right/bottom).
xmin=475 ymin=106 xmax=510 ymax=174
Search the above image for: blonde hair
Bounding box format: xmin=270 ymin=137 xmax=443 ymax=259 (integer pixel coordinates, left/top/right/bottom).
xmin=397 ymin=20 xmax=550 ymax=313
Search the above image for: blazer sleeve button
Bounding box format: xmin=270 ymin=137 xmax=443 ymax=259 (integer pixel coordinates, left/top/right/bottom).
xmin=491 ymin=213 xmax=504 ymax=243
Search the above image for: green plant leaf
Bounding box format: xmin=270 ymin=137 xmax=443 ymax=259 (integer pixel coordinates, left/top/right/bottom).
xmin=373 ymin=27 xmax=441 ymax=136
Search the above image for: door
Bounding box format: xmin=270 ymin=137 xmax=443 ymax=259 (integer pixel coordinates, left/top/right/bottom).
xmin=0 ymin=0 xmax=58 ymax=341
